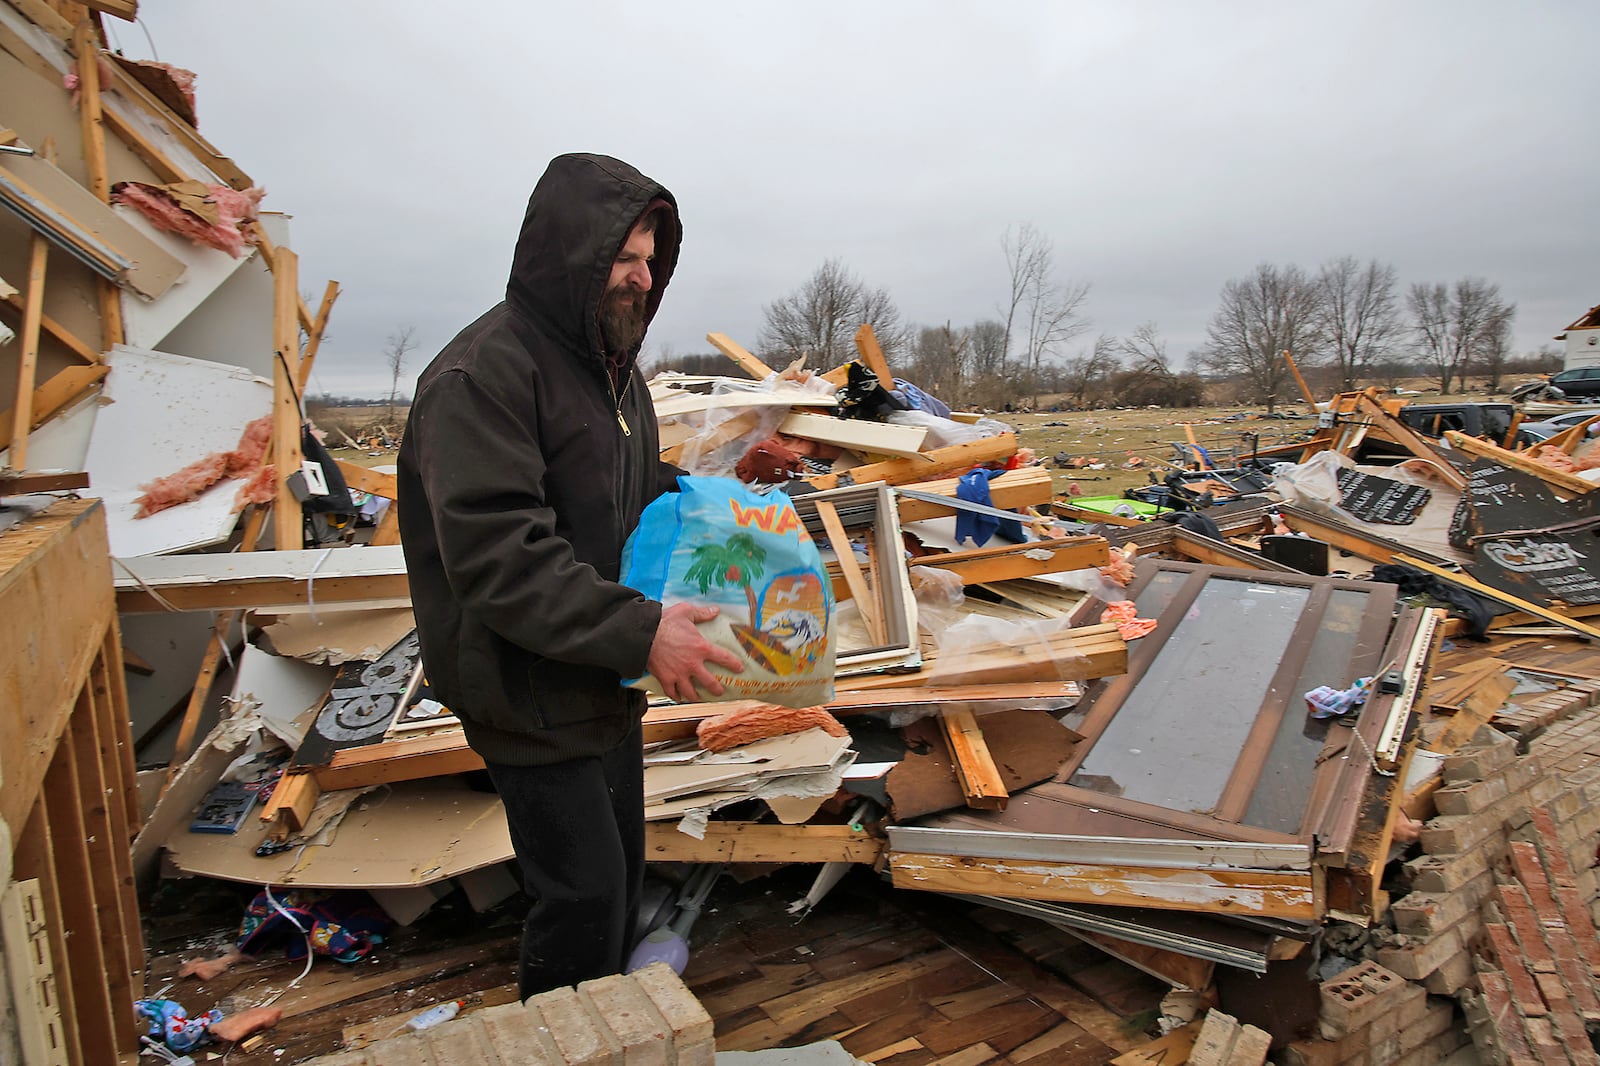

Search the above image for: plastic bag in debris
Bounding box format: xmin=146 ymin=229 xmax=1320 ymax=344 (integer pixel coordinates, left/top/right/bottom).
xmin=885 ymin=409 xmax=1015 ymax=450
xmin=622 ymin=476 xmax=835 ymax=707
xmin=676 ymin=404 xmax=789 ymax=479
xmin=923 ymin=613 xmax=1086 ymax=687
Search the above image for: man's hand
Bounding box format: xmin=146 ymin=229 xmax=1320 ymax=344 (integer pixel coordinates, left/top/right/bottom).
xmin=647 ymin=603 xmax=744 ymax=703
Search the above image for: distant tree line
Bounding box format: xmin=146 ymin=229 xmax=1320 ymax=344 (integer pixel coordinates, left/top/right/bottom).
xmin=646 ymin=230 xmax=1554 ymax=411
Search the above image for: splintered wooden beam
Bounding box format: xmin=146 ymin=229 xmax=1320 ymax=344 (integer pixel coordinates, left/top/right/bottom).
xmin=1445 ymin=430 xmax=1596 ymax=496
xmin=0 ymin=288 xmax=102 ymax=363
xmin=805 ymin=433 xmax=1019 ymax=491
xmin=854 ymin=323 xmax=895 ymax=391
xmin=938 ymin=707 xmax=1009 ymax=810
xmin=298 ymin=280 xmax=342 ymax=393
xmin=334 ymin=460 xmax=398 ymax=500
xmin=1352 ymin=394 xmax=1467 ymax=490
xmin=1539 ymin=414 xmax=1600 ymax=456
xmin=706 ymin=332 xmax=775 ymax=380
xmin=315 ymin=732 xmax=485 ymax=790
xmin=645 ymin=822 xmax=882 ymax=864
xmin=911 ymin=536 xmax=1110 ymax=586
xmin=0 ymin=364 xmax=107 ymax=443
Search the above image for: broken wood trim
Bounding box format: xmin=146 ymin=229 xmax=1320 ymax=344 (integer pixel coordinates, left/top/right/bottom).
xmin=911 ymin=535 xmax=1110 ymax=586
xmin=1394 ymin=553 xmax=1600 ymax=642
xmin=888 ymin=852 xmax=1317 ymax=920
xmin=0 ymin=159 xmax=132 ymax=281
xmin=1444 ymin=430 xmax=1596 ymax=496
xmin=645 ymin=822 xmax=882 ymax=864
xmin=779 ymin=410 xmax=928 ymax=459
xmin=1167 ymin=528 xmax=1298 ymax=572
xmin=706 ymin=331 xmax=775 ymax=380
xmin=886 ymin=827 xmax=1311 ymax=869
xmin=838 ymin=622 xmax=1125 ymax=689
xmin=804 ymin=432 xmax=1018 ymax=491
xmin=853 ymin=323 xmax=895 ymax=391
xmin=272 ymin=246 xmax=303 ymax=550
xmin=814 ymin=497 xmax=884 ymax=642
xmin=938 ymin=707 xmax=1009 ymax=810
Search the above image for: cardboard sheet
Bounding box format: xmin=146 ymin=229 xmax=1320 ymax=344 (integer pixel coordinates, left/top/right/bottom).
xmin=164 ymin=777 xmax=512 ymax=889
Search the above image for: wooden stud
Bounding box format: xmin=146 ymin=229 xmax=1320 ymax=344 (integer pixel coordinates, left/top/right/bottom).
xmin=72 ymin=18 xmax=122 ymax=352
xmin=0 ymin=363 xmax=108 ymax=442
xmin=298 ymin=279 xmax=342 ymax=393
xmin=707 ymin=331 xmax=775 ymax=380
xmin=938 ymin=707 xmax=1009 ymax=810
xmin=272 ymin=247 xmax=303 ymax=550
xmin=645 ymin=822 xmax=882 ymax=864
xmin=1350 ymin=393 xmax=1467 ymax=490
xmin=910 ymin=536 xmax=1110 ymax=587
xmin=160 ymin=610 xmax=237 ymax=790
xmin=896 ymin=466 xmax=1054 ymax=523
xmin=83 ymin=0 xmax=138 ymax=19
xmin=853 ymin=323 xmax=895 ymax=391
xmin=251 ymin=224 xmax=317 ymax=334
xmin=8 ymin=218 xmax=50 ymax=470
xmin=1447 ymin=430 xmax=1596 ymax=496
xmin=0 ymin=288 xmax=101 ymax=363
xmin=11 ymin=801 xmax=85 ymax=1066
xmin=334 ymin=460 xmax=398 ymax=499
xmin=99 ymin=106 xmax=186 ymax=183
xmin=1281 ymin=348 xmax=1318 ymax=406
xmin=1429 ymin=671 xmax=1515 ymax=755
xmin=89 ymin=644 xmax=144 ymax=994
xmin=260 ymin=770 xmax=320 ymax=840
xmin=369 ymin=501 xmax=402 ymax=546
xmin=41 ymin=735 xmax=119 ymax=1057
xmin=9 ymin=0 xmax=73 ymax=38
xmin=1538 ymin=413 xmax=1600 ymax=456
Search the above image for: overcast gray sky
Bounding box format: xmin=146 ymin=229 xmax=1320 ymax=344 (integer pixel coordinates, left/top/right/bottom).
xmin=116 ymin=2 xmax=1594 ymax=400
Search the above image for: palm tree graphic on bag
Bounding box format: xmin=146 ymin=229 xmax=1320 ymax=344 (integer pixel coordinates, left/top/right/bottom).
xmin=682 ymin=533 xmax=827 ymax=677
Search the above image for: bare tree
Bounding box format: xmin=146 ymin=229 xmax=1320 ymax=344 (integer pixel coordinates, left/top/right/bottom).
xmin=908 ymin=322 xmax=972 ymax=399
xmin=384 ymin=325 xmax=416 ymax=425
xmin=1199 ymin=263 xmax=1324 ymax=412
xmin=1000 ymin=223 xmax=1049 ymax=375
xmin=1407 ymin=278 xmax=1513 ymax=395
xmin=1474 ymin=304 xmax=1517 ymax=393
xmin=759 ymin=259 xmax=908 ymax=365
xmin=999 ymin=224 xmax=1091 ymax=405
xmin=1316 ymin=256 xmax=1400 ymax=392
xmin=1060 ymin=334 xmax=1124 ymax=409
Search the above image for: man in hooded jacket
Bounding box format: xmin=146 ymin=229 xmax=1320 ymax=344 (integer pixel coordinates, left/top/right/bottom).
xmin=399 ymin=154 xmax=741 ymax=996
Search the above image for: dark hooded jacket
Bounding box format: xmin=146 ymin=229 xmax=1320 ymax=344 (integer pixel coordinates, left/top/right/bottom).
xmin=398 ymin=154 xmax=681 ymax=765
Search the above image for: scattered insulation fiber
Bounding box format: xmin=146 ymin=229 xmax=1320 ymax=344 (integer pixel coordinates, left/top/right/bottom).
xmin=1101 ymin=600 xmax=1157 ymax=640
xmin=112 ymin=180 xmax=264 ymax=257
xmin=697 ymin=704 xmax=848 ymax=753
xmin=135 ymin=415 xmax=275 ymax=518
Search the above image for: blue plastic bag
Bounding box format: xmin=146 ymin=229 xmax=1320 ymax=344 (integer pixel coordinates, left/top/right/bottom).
xmin=622 ymin=477 xmax=834 ymax=707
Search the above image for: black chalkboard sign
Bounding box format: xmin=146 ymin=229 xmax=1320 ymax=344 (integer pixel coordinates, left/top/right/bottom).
xmin=1456 ymin=461 xmax=1600 ymax=607
xmin=1336 ymin=468 xmax=1432 ymax=525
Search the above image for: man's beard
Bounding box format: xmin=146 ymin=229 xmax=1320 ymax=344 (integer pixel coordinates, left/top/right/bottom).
xmin=599 ymin=287 xmax=648 ymax=353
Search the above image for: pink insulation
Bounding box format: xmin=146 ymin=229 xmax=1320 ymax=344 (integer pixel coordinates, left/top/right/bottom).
xmin=696 ymin=703 xmax=849 ymax=753
xmin=111 ymin=180 xmax=265 ymax=257
xmin=134 ymin=415 xmax=277 ymax=518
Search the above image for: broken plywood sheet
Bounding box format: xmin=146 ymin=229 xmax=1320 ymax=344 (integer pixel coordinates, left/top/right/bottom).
xmin=114 ymin=543 xmax=411 ymax=613
xmin=258 ymin=606 xmax=417 ymax=666
xmin=645 ymin=728 xmax=852 ymax=804
xmin=878 ymin=708 xmax=1082 ymax=820
xmin=163 ymin=777 xmax=513 ymax=889
xmin=1452 ymin=460 xmax=1600 ymax=606
xmin=84 ymin=345 xmax=271 ymax=557
xmin=229 ymin=640 xmax=335 ymax=749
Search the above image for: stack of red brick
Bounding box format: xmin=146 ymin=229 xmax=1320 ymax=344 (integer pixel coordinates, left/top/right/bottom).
xmin=307 ymin=963 xmax=714 ymax=1066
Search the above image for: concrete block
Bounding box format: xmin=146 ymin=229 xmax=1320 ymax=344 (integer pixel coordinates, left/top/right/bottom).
xmin=480 ymin=1002 xmax=563 ymax=1065
xmin=366 ymin=1033 xmax=437 ymax=1066
xmin=1319 ymin=960 xmax=1405 ymax=1039
xmin=1230 ymin=1023 xmax=1273 ymax=1066
xmin=630 ymin=963 xmax=715 ymax=1066
xmin=578 ymin=973 xmax=671 ymax=1066
xmin=1391 ymin=887 xmax=1479 ymax=938
xmin=421 ymin=1015 xmax=500 ymax=1065
xmin=1421 ymin=948 xmax=1475 ymax=995
xmin=527 ymin=986 xmax=621 ymax=1066
xmin=1187 ymin=1009 xmax=1241 ymax=1066
xmin=1406 ymin=844 xmax=1493 ymax=894
xmin=1419 ymin=809 xmax=1508 ymax=855
xmin=1376 ymin=928 xmax=1463 ymax=981
xmin=1435 ymin=774 xmax=1510 ymax=816
xmin=1443 ymin=732 xmax=1518 ymax=785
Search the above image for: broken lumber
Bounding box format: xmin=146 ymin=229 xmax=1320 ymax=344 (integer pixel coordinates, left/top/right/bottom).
xmin=938 ymin=707 xmax=1009 ymax=810
xmin=1444 ymin=430 xmax=1596 ymax=496
xmin=1394 ymin=553 xmax=1600 ymax=641
xmin=706 ymin=332 xmax=775 ymax=380
xmin=805 ymin=433 xmax=1018 ymax=491
xmin=896 ymin=466 xmax=1054 ymax=523
xmin=838 ymin=622 xmax=1127 ymax=689
xmin=910 ymin=536 xmax=1110 ymax=586
xmin=646 ymin=822 xmax=882 ymax=864
xmin=854 ymin=323 xmax=895 ymax=391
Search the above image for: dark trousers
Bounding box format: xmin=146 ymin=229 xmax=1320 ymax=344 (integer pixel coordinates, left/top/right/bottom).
xmin=483 ymin=723 xmax=645 ymax=999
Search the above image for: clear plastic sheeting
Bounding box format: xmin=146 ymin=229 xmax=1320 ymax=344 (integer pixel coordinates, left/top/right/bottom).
xmin=925 ymin=614 xmax=1089 ymax=687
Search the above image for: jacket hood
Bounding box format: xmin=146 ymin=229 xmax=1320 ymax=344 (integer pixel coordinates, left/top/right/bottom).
xmin=505 ymin=153 xmax=680 ymax=361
